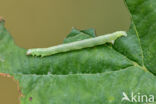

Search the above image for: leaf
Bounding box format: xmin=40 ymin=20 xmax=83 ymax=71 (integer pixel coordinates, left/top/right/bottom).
xmin=63 ymin=28 xmax=96 ymax=43
xmin=13 ymin=67 xmax=156 ymax=104
xmin=113 ymin=22 xmax=144 ymax=66
xmin=0 ymin=0 xmax=156 ymax=103
xmin=0 ymin=22 xmax=133 ymax=74
xmin=125 ymin=0 xmax=156 ymax=75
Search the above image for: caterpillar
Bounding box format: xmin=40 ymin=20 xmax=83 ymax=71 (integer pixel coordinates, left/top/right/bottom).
xmin=27 ymin=31 xmax=127 ymax=57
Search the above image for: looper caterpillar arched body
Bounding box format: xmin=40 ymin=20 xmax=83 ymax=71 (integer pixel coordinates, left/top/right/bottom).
xmin=27 ymin=31 xmax=127 ymax=57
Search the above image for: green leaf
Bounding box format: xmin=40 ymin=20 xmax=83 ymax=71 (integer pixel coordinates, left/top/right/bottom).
xmin=0 ymin=0 xmax=156 ymax=103
xmin=13 ymin=67 xmax=156 ymax=104
xmin=63 ymin=28 xmax=96 ymax=43
xmin=125 ymin=0 xmax=156 ymax=74
xmin=113 ymin=22 xmax=144 ymax=66
xmin=0 ymin=22 xmax=133 ymax=74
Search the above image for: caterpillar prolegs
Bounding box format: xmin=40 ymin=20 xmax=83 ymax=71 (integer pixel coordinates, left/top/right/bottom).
xmin=27 ymin=31 xmax=127 ymax=57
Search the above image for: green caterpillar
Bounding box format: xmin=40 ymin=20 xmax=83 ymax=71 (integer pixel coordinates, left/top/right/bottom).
xmin=27 ymin=31 xmax=127 ymax=57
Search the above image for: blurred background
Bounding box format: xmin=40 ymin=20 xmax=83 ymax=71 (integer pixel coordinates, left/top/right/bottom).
xmin=0 ymin=0 xmax=130 ymax=104
xmin=0 ymin=0 xmax=130 ymax=49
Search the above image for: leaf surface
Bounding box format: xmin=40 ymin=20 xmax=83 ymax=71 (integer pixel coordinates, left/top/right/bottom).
xmin=0 ymin=22 xmax=133 ymax=74
xmin=13 ymin=67 xmax=156 ymax=104
xmin=0 ymin=0 xmax=156 ymax=103
xmin=126 ymin=0 xmax=156 ymax=74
